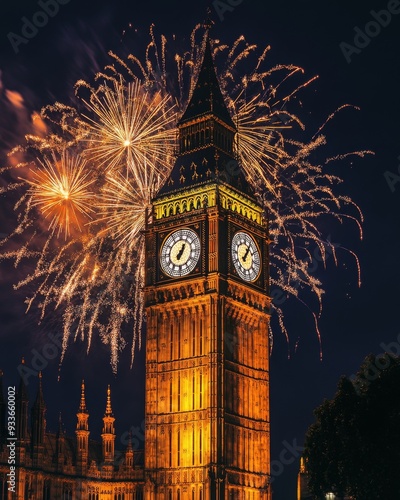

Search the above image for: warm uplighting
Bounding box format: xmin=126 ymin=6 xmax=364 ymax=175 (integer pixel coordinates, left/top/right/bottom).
xmin=1 ymin=25 xmax=365 ymax=372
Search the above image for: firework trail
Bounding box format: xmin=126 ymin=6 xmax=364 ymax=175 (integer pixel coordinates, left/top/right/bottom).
xmin=0 ymin=24 xmax=371 ymax=370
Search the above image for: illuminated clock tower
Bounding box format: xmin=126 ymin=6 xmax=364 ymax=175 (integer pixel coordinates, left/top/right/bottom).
xmin=144 ymin=30 xmax=271 ymax=500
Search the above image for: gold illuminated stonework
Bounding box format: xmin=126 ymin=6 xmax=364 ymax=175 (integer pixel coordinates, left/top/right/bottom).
xmin=153 ymin=184 xmax=263 ymax=226
xmin=0 ymin=27 xmax=271 ymax=500
xmin=144 ymin=32 xmax=271 ymax=498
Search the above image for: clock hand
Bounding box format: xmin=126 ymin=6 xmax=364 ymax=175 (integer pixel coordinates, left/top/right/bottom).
xmin=176 ymin=243 xmax=186 ymax=261
xmin=242 ymin=246 xmax=251 ymax=262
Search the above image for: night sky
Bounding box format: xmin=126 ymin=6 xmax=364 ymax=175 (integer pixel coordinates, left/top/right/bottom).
xmin=1 ymin=0 xmax=400 ymax=498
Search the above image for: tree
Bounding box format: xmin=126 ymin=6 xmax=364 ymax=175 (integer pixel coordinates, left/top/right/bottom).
xmin=304 ymin=354 xmax=400 ymax=499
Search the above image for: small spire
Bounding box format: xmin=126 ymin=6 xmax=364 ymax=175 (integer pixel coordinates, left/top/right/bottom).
xmin=34 ymin=370 xmax=45 ymax=407
xmin=105 ymin=385 xmax=113 ymax=416
xmin=79 ymin=380 xmax=87 ymax=413
xmin=17 ymin=359 xmax=28 ymax=402
xmin=57 ymin=412 xmax=63 ymax=437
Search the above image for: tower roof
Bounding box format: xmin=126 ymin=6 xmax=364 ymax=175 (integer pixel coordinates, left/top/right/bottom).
xmin=178 ymin=34 xmax=235 ymax=128
xmin=158 ymin=31 xmax=253 ymax=197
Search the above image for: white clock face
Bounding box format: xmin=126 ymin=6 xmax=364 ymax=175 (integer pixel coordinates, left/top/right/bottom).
xmin=160 ymin=228 xmax=201 ymax=277
xmin=231 ymin=231 xmax=261 ymax=282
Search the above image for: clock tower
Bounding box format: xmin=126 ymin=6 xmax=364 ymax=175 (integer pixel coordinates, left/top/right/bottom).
xmin=144 ymin=31 xmax=271 ymax=500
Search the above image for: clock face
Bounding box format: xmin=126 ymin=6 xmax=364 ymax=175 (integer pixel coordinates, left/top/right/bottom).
xmin=160 ymin=228 xmax=201 ymax=277
xmin=231 ymin=231 xmax=261 ymax=282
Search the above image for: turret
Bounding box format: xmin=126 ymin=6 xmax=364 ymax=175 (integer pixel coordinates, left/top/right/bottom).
xmin=101 ymin=385 xmax=115 ymax=464
xmin=31 ymin=371 xmax=46 ymax=464
xmin=75 ymin=380 xmax=90 ymax=473
xmin=125 ymin=431 xmax=134 ymax=468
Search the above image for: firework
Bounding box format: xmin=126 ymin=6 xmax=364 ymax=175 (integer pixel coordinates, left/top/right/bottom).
xmin=0 ymin=25 xmax=370 ymax=370
xmin=24 ymin=151 xmax=95 ymax=239
xmin=79 ymin=77 xmax=176 ymax=175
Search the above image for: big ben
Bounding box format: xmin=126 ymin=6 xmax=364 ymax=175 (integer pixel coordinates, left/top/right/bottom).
xmin=144 ymin=27 xmax=271 ymax=500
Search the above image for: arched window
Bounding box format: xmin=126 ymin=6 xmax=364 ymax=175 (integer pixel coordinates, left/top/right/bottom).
xmin=62 ymin=484 xmax=73 ymax=500
xmin=43 ymin=479 xmax=51 ymax=500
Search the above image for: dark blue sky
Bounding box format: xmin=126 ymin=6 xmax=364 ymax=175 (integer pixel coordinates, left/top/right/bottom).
xmin=1 ymin=0 xmax=400 ymax=498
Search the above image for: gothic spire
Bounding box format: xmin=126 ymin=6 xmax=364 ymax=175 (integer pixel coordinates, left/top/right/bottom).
xmin=16 ymin=358 xmax=29 ymax=443
xmin=31 ymin=372 xmax=46 ymax=457
xmin=17 ymin=358 xmax=28 ymax=402
xmin=78 ymin=380 xmax=88 ymax=413
xmin=32 ymin=371 xmax=45 ymax=409
xmin=178 ymin=32 xmax=235 ymax=129
xmin=56 ymin=412 xmax=62 ymax=436
xmin=104 ymin=384 xmax=113 ymax=417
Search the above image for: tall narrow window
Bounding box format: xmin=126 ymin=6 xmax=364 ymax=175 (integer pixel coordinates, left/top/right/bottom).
xmin=178 ymin=376 xmax=181 ymax=412
xmin=192 ymin=427 xmax=195 ymax=465
xmin=192 ymin=320 xmax=196 ymax=356
xmin=199 ymin=372 xmax=203 ymax=408
xmin=192 ymin=374 xmax=195 ymax=410
xmin=178 ymin=317 xmax=181 ymax=358
xmin=177 ymin=430 xmax=181 ymax=466
xmin=169 ymin=378 xmax=173 ymax=412
xmin=170 ymin=324 xmax=173 ymax=359
xmin=43 ymin=479 xmax=51 ymax=500
xmin=169 ymin=430 xmax=172 ymax=467
xmin=199 ymin=319 xmax=203 ymax=355
xmin=199 ymin=428 xmax=202 ymax=464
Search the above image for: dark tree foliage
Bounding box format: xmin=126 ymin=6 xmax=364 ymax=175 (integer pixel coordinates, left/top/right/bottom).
xmin=304 ymin=354 xmax=400 ymax=500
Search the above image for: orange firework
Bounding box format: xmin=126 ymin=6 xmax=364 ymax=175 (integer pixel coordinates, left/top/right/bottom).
xmin=25 ymin=151 xmax=96 ymax=238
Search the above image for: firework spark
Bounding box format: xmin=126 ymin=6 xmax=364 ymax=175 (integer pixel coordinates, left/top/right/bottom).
xmin=24 ymin=151 xmax=95 ymax=238
xmin=78 ymin=77 xmax=176 ymax=175
xmin=0 ymin=25 xmax=371 ymax=370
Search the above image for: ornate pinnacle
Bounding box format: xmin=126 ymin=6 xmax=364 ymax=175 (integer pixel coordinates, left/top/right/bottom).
xmin=79 ymin=380 xmax=87 ymax=413
xmin=105 ymin=385 xmax=113 ymax=416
